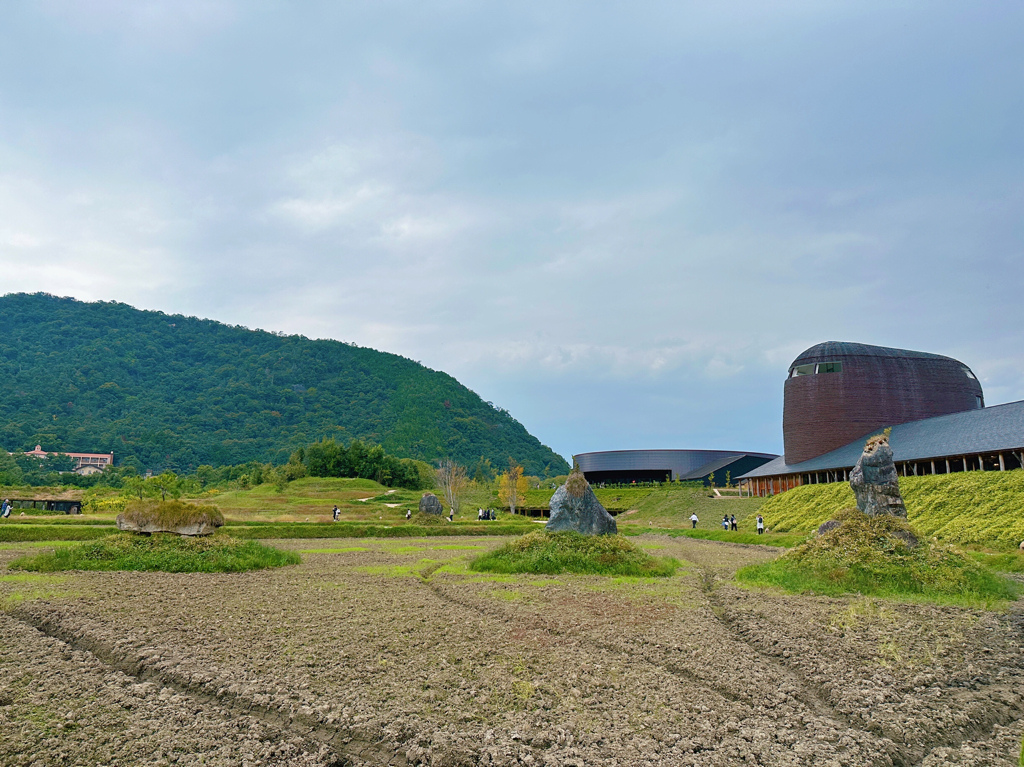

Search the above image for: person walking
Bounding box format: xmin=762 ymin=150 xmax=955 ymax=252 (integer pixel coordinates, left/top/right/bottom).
xmin=690 ymin=513 xmax=698 ymax=529
xmin=332 ymin=505 xmax=340 ymax=522
xmin=1 ymin=499 xmax=9 ymax=519
xmin=756 ymin=514 xmax=765 ymax=535
xmin=406 ymin=509 xmax=412 ymax=520
xmin=730 ymin=515 xmax=737 ymax=531
xmin=721 ymin=515 xmax=729 ymax=531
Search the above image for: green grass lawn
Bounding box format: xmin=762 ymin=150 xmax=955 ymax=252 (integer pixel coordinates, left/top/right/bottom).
xmin=759 ymin=471 xmax=1024 ymax=549
xmin=613 ymin=486 xmax=766 ymax=531
xmin=627 ymin=527 xmax=804 ymax=547
xmin=0 ymin=524 xmax=113 ymax=542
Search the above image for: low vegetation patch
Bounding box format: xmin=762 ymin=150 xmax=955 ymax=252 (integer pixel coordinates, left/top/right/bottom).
xmin=759 ymin=471 xmax=1024 ymax=549
xmin=470 ymin=531 xmax=679 ymax=577
xmin=0 ymin=524 xmax=112 ymax=542
xmin=737 ymin=509 xmax=1019 ymax=606
xmin=224 ymin=522 xmax=533 ymax=539
xmin=968 ymin=550 xmax=1024 ymax=574
xmin=9 ymin=533 xmax=299 ymax=573
xmin=632 ymin=528 xmax=804 ymax=547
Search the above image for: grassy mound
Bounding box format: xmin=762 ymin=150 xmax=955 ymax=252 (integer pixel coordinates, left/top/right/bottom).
xmin=759 ymin=472 xmax=1024 ymax=549
xmin=120 ymin=499 xmax=224 ymax=530
xmin=9 ymin=533 xmax=298 ymax=573
xmin=470 ymin=531 xmax=679 ymax=577
xmin=737 ymin=509 xmax=1019 ymax=606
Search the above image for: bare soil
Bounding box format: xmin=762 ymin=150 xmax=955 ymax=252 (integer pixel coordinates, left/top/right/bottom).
xmin=1 ymin=535 xmax=1021 ymax=766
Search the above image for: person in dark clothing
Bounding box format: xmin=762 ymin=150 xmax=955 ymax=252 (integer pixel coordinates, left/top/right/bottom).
xmin=332 ymin=505 xmax=340 ymax=521
xmin=756 ymin=515 xmax=765 ymax=534
xmin=730 ymin=515 xmax=737 ymax=531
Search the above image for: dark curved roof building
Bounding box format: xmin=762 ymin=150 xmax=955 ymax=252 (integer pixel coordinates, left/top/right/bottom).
xmin=783 ymin=341 xmax=983 ymax=464
xmin=575 ymin=449 xmax=777 ymax=486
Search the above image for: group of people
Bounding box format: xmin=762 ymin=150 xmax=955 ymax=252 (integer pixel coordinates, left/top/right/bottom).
xmin=476 ymin=508 xmax=497 ymax=521
xmin=1 ymin=498 xmax=10 ymax=519
xmin=688 ymin=511 xmax=766 ymax=534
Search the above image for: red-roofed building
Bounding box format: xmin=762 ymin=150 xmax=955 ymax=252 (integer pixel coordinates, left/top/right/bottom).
xmin=23 ymin=445 xmax=114 ymax=475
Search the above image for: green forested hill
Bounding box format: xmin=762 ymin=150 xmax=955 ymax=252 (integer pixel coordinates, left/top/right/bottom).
xmin=0 ymin=293 xmax=569 ymax=476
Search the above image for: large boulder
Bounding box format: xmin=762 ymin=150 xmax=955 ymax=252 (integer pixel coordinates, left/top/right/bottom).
xmin=849 ymin=433 xmax=907 ymax=519
xmin=546 ymin=469 xmax=617 ymax=536
xmin=419 ymin=493 xmax=444 ymax=516
xmin=116 ymin=501 xmax=224 ymax=537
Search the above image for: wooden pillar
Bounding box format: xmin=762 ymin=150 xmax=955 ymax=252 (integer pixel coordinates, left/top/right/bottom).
xmin=945 ymin=458 xmax=951 ymax=474
xmin=963 ymin=457 xmax=968 ymax=472
xmin=999 ymin=453 xmax=1005 ymax=471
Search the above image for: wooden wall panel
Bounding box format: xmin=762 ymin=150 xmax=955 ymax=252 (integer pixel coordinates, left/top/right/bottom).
xmin=782 ymin=344 xmax=982 ymax=463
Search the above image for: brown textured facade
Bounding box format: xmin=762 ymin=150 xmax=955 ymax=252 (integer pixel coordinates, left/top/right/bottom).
xmin=782 ymin=342 xmax=983 ymax=464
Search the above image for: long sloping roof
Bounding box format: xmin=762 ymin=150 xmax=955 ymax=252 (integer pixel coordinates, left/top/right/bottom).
xmin=739 ymin=399 xmax=1024 ymax=479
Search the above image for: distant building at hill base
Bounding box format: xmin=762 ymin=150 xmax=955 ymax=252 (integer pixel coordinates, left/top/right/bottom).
xmin=574 ymin=449 xmax=777 ymax=487
xmin=21 ymin=445 xmax=114 ymax=476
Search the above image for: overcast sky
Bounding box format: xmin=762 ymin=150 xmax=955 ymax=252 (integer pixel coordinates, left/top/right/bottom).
xmin=2 ymin=1 xmax=1022 ymax=462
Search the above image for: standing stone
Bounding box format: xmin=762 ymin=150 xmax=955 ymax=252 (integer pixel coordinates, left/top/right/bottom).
xmin=546 ymin=468 xmax=617 ymax=536
xmin=418 ymin=492 xmax=444 ymax=516
xmin=849 ymin=433 xmax=907 ymax=519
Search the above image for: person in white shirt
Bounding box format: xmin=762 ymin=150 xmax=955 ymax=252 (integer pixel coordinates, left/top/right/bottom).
xmin=690 ymin=513 xmax=698 ymax=529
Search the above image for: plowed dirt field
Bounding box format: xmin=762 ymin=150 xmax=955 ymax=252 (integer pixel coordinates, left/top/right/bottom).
xmin=1 ymin=536 xmax=1021 ymax=766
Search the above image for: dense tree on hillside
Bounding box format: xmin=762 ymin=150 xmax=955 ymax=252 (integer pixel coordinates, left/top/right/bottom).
xmin=0 ymin=293 xmax=569 ymax=476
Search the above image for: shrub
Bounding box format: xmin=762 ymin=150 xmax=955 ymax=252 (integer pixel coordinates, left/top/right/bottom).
xmin=9 ymin=533 xmax=298 ymax=573
xmin=737 ymin=509 xmax=1019 ymax=607
xmin=470 ymin=531 xmax=679 ymax=577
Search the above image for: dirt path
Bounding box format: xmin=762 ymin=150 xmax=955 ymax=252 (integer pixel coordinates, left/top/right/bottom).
xmin=1 ymin=536 xmax=1021 ymax=766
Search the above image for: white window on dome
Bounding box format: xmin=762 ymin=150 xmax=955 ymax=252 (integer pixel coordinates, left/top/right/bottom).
xmin=790 ymin=364 xmax=814 ymax=377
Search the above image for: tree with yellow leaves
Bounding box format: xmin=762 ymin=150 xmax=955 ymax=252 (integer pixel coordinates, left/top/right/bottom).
xmin=496 ymin=460 xmax=529 ymax=515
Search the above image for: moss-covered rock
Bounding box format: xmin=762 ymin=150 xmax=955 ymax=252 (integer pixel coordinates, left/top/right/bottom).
xmin=116 ymin=500 xmax=224 ymax=536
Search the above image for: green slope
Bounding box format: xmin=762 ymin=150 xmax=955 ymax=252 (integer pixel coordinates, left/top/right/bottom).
xmin=0 ymin=293 xmax=569 ymax=476
xmin=760 ymin=471 xmax=1024 ymax=548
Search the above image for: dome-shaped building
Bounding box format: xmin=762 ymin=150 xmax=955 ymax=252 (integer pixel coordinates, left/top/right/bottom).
xmin=783 ymin=341 xmax=984 ymax=464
